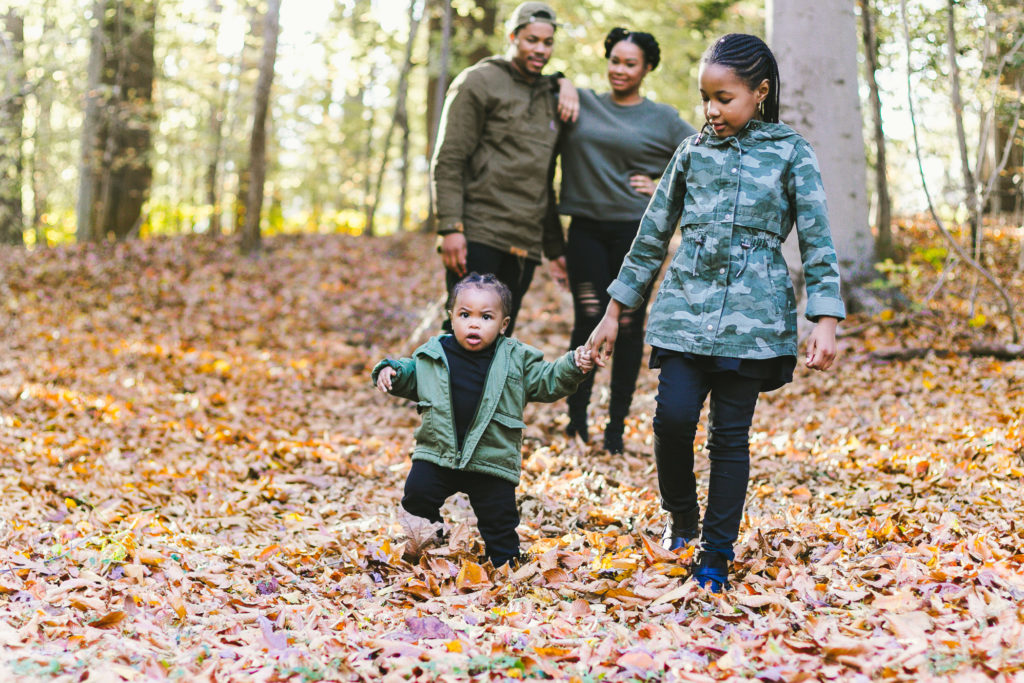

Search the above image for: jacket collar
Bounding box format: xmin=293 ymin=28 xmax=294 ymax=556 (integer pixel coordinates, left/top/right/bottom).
xmin=698 ymin=119 xmax=798 ymax=147
xmin=415 ymin=334 xmax=511 ymax=359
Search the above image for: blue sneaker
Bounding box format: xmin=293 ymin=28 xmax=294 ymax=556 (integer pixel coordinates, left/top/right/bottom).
xmin=692 ymin=551 xmax=730 ymax=593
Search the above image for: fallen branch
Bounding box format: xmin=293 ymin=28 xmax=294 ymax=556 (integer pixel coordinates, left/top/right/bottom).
xmin=867 ymin=343 xmax=1024 ymax=361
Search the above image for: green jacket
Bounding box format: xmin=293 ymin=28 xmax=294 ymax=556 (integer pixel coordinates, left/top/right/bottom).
xmin=430 ymin=56 xmax=564 ymax=261
xmin=371 ymin=335 xmax=584 ymax=485
xmin=608 ymin=120 xmax=846 ymax=359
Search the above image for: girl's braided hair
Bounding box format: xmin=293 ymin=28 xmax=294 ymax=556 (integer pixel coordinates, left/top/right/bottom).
xmin=604 ymin=27 xmax=660 ymax=70
xmin=701 ymin=33 xmax=780 ymax=123
xmin=451 ymin=273 xmax=513 ymax=319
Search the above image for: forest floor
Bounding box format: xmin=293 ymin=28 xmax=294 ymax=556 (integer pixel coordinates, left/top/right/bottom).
xmin=0 ymin=223 xmax=1023 ymax=682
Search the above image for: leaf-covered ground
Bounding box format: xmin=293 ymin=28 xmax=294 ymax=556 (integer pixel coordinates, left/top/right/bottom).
xmin=1 ymin=226 xmax=1022 ymax=682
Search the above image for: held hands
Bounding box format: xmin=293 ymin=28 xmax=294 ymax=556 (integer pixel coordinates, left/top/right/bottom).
xmin=549 ymin=256 xmax=568 ymax=290
xmin=573 ymin=346 xmax=594 ymax=373
xmin=376 ymin=366 xmax=397 ymax=393
xmin=441 ymin=232 xmax=468 ymax=277
xmin=586 ymin=300 xmax=623 ymax=368
xmin=805 ymin=317 xmax=839 ymax=371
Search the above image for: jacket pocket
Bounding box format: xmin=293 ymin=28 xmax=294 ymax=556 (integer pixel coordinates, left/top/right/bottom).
xmin=491 ymin=411 xmax=526 ymax=430
xmin=412 ymin=401 xmax=434 ymax=444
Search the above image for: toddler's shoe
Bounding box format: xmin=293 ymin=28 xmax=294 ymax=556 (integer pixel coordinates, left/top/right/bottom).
xmin=691 ymin=550 xmax=730 ymax=593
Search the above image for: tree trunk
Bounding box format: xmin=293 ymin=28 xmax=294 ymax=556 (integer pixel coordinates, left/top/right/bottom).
xmin=0 ymin=7 xmax=25 ymax=246
xmin=768 ymin=0 xmax=874 ymax=314
xmin=946 ymin=0 xmax=980 ymax=250
xmin=77 ymin=0 xmax=156 ymax=242
xmin=365 ymin=0 xmax=423 ymax=236
xmin=858 ymin=0 xmax=893 ymax=261
xmin=30 ymin=2 xmax=55 ymax=246
xmin=206 ymin=0 xmax=227 ymax=236
xmin=240 ymin=0 xmax=282 ymax=256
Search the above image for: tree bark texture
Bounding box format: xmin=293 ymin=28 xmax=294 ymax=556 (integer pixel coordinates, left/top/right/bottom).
xmin=946 ymin=0 xmax=980 ymax=247
xmin=858 ymin=0 xmax=893 ymax=261
xmin=240 ymin=0 xmax=282 ymax=255
xmin=768 ymin=0 xmax=874 ymax=312
xmin=77 ymin=0 xmax=155 ymax=242
xmin=0 ymin=8 xmax=25 ymax=245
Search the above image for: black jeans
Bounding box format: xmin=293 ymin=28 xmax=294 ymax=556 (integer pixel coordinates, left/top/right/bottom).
xmin=564 ymin=216 xmax=651 ymax=430
xmin=443 ymin=241 xmax=537 ymax=336
xmin=402 ymin=460 xmax=520 ymax=566
xmin=652 ymin=354 xmax=761 ymax=560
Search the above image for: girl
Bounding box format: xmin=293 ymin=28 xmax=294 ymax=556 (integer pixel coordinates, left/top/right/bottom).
xmin=587 ymin=34 xmax=845 ymax=592
xmin=559 ymin=28 xmax=696 ymax=453
xmin=373 ymin=273 xmax=593 ymax=567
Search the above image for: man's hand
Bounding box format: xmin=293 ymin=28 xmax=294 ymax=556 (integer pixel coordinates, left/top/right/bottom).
xmin=549 ymin=256 xmax=568 ymax=289
xmin=441 ymin=232 xmax=468 ymax=277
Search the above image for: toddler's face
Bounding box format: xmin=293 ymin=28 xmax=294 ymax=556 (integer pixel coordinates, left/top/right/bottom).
xmin=698 ymin=62 xmax=768 ymax=138
xmin=451 ymin=287 xmax=510 ymax=352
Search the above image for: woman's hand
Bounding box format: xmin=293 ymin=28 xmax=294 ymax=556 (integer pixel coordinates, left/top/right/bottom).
xmin=586 ymin=300 xmax=624 ymax=368
xmin=549 ymin=256 xmax=568 ymax=290
xmin=557 ymin=78 xmax=579 ymax=123
xmin=805 ymin=317 xmax=838 ymax=371
xmin=376 ymin=366 xmax=397 ymax=393
xmin=629 ymin=174 xmax=656 ymax=196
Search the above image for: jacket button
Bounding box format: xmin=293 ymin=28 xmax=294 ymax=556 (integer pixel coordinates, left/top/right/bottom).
xmin=719 ymin=268 xmax=726 ymax=274
xmin=725 ymin=214 xmax=733 ymax=220
xmin=707 ymin=324 xmax=713 ymax=331
xmin=731 ymin=168 xmax=737 ymax=173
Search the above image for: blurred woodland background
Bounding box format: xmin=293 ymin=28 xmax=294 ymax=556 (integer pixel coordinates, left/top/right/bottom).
xmin=0 ymin=0 xmax=1022 ymax=328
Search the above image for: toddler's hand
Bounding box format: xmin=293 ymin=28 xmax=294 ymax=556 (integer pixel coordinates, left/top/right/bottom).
xmin=574 ymin=346 xmax=594 ymax=373
xmin=376 ymin=366 xmax=397 ymax=392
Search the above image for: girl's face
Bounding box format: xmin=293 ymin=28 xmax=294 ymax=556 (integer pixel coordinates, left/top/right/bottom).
xmin=509 ymin=22 xmax=555 ymax=78
xmin=698 ymin=62 xmax=769 ymax=138
xmin=606 ymin=40 xmax=651 ymax=97
xmin=450 ymin=286 xmax=510 ymax=352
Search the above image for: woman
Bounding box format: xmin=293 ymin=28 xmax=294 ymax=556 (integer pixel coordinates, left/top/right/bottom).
xmin=559 ymin=28 xmax=697 ymax=453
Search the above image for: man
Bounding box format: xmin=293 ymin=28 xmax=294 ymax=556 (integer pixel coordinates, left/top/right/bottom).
xmin=431 ymin=2 xmax=577 ymax=335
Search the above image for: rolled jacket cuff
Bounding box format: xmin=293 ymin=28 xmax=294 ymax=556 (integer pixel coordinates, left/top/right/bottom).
xmin=805 ymin=297 xmax=846 ymax=322
xmin=437 ymin=218 xmax=464 ymax=235
xmin=607 ymin=279 xmax=645 ymax=310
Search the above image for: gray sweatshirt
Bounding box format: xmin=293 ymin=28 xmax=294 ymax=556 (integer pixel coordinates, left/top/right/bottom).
xmin=558 ymin=88 xmax=696 ymax=221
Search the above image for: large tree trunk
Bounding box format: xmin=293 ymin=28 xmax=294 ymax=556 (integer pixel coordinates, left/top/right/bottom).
xmin=0 ymin=7 xmax=25 ymax=246
xmin=240 ymin=0 xmax=282 ymax=256
xmin=77 ymin=0 xmax=156 ymax=242
xmin=858 ymin=0 xmax=893 ymax=261
xmin=30 ymin=2 xmax=55 ymax=246
xmin=768 ymin=0 xmax=874 ymax=314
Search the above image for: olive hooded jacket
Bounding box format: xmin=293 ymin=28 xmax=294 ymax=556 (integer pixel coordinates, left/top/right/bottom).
xmin=372 ymin=335 xmax=584 ymax=485
xmin=430 ymin=57 xmax=564 ymax=262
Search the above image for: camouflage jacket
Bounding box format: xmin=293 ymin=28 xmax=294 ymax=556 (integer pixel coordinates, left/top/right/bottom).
xmin=607 ymin=120 xmax=846 ymax=359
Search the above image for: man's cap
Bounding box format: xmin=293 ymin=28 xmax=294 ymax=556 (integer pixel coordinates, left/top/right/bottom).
xmin=506 ymin=2 xmax=558 ymax=33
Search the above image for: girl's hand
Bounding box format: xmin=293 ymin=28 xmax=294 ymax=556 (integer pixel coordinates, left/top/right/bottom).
xmin=376 ymin=366 xmax=397 ymax=392
xmin=556 ymin=78 xmax=579 ymax=123
xmin=573 ymin=346 xmax=594 ymax=373
xmin=805 ymin=317 xmax=839 ymax=371
xmin=586 ymin=301 xmax=624 ymax=368
xmin=629 ymin=174 xmax=656 ymax=196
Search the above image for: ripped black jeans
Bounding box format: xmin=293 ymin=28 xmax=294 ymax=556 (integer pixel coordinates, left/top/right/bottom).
xmin=564 ymin=216 xmax=652 ymax=434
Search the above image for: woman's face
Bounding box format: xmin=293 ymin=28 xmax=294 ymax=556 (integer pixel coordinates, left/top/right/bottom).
xmin=607 ymin=40 xmax=651 ymax=96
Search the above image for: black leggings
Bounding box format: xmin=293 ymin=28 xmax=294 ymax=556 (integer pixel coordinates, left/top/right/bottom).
xmin=564 ymin=216 xmax=651 ymax=427
xmin=443 ymin=241 xmax=537 ymax=336
xmin=402 ymin=460 xmax=520 ymax=566
xmin=652 ymin=354 xmax=762 ymax=560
